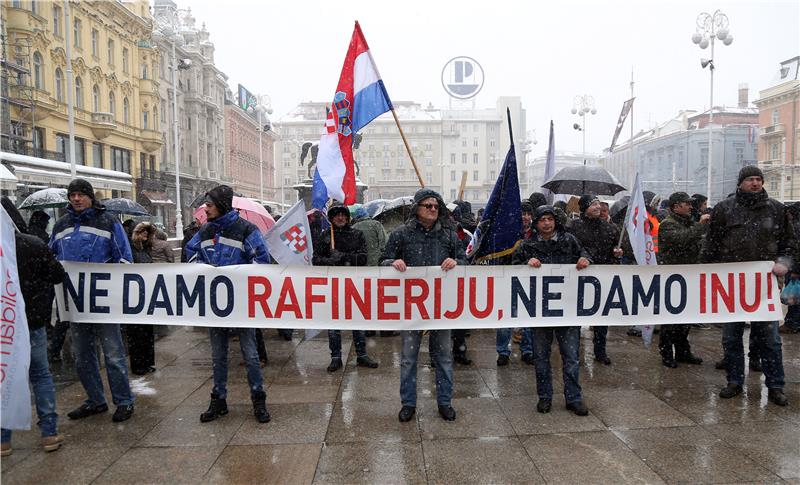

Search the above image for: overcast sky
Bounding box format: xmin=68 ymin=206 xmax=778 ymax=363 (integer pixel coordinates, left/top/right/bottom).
xmin=179 ymin=0 xmax=798 ymax=158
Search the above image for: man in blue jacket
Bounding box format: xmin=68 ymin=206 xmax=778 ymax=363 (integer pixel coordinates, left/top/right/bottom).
xmin=184 ymin=185 xmax=272 ymax=423
xmin=49 ymin=178 xmax=135 ymax=423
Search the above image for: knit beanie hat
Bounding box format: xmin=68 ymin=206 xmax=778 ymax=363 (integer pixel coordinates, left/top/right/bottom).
xmin=67 ymin=178 xmax=95 ymax=200
xmin=737 ymin=165 xmax=763 ymax=186
xmin=205 ymin=185 xmax=234 ymax=214
xmin=578 ymin=194 xmax=600 ymax=213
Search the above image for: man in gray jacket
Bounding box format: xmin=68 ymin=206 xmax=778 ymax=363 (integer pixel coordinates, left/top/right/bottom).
xmin=381 ymin=188 xmax=466 ymax=423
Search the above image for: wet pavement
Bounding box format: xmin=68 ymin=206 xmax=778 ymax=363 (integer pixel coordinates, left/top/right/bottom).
xmin=2 ymin=325 xmax=799 ymax=484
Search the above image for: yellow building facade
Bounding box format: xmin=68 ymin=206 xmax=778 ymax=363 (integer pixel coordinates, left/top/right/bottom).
xmin=2 ymin=0 xmax=162 ymax=198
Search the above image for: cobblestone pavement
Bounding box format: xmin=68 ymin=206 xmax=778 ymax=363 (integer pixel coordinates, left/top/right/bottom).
xmin=2 ymin=325 xmax=799 ymax=484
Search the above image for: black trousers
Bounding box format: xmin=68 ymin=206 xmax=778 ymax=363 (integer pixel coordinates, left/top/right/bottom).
xmin=126 ymin=324 xmax=155 ymax=371
xmin=452 ymin=329 xmax=468 ymax=356
xmin=658 ymin=324 xmax=691 ymax=359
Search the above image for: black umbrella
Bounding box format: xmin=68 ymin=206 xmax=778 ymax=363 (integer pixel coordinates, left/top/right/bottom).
xmin=541 ymin=166 xmax=626 ymax=196
xmin=101 ymin=198 xmax=150 ymax=216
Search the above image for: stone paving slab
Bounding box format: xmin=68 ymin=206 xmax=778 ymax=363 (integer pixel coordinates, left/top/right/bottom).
xmin=2 ymin=326 xmax=800 ymax=484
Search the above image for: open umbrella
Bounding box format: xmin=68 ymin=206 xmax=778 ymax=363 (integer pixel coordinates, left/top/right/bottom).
xmin=193 ymin=196 xmax=275 ymax=234
xmin=362 ymin=199 xmax=387 ymax=218
xmin=18 ymin=188 xmax=68 ymax=210
xmin=101 ymin=198 xmax=150 ymax=216
xmin=541 ymin=166 xmax=626 ymax=196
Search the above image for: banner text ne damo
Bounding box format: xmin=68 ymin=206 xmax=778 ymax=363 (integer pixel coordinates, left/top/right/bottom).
xmin=56 ymin=262 xmax=781 ymax=330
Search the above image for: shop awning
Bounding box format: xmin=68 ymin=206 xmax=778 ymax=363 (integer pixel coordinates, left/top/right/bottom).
xmin=0 ymin=163 xmax=18 ymax=191
xmin=0 ymin=152 xmax=133 ymax=192
xmin=141 ymin=190 xmax=174 ymax=205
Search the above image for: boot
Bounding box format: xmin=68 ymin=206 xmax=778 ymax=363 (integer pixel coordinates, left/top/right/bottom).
xmin=454 ymin=352 xmax=472 ymax=366
xmin=200 ymin=393 xmax=228 ymax=423
xmin=252 ymin=390 xmax=271 ymax=423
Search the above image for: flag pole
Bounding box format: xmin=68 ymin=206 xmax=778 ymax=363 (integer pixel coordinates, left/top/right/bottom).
xmin=357 ymin=21 xmax=424 ymax=189
xmin=330 ymin=222 xmax=336 ymax=250
xmin=391 ymin=109 xmax=425 ymax=187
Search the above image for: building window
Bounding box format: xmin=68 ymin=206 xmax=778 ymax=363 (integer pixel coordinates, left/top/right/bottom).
xmin=53 ymin=5 xmax=62 ymax=36
xmin=473 ymin=153 xmax=479 ymax=164
xmin=473 ymin=138 xmax=478 ymax=147
xmin=473 ymin=170 xmax=479 ymax=181
xmin=489 ymin=139 xmax=496 ymax=148
xmin=426 ymin=172 xmax=432 ymax=184
xmin=122 ymin=48 xmax=129 ymax=73
xmin=92 ymin=142 xmax=103 ymax=168
xmin=141 ymin=63 xmax=147 ymax=80
xmin=31 ymin=0 xmax=38 ymax=14
xmin=107 ymin=39 xmax=114 ymax=64
xmin=771 ymin=143 xmax=780 ymax=160
xmin=490 ymin=170 xmax=495 ymax=180
xmin=123 ymin=97 xmax=129 ymax=124
xmin=108 ymin=91 xmax=115 ymax=117
xmin=56 ymin=133 xmax=85 ymax=165
xmin=461 ymin=153 xmax=467 ymax=164
xmin=32 ymin=51 xmax=43 ymax=89
xmin=142 ymin=111 xmax=149 ymax=130
xmin=74 ymin=76 xmax=83 ymax=109
xmin=772 ymin=109 xmax=779 ymax=126
xmin=32 ymin=127 xmax=44 ymax=153
xmin=450 ymin=189 xmax=456 ymax=200
xmin=111 ymin=146 xmax=131 ymax=173
xmin=55 ymin=68 xmax=63 ymax=101
xmin=461 ymin=139 xmax=467 ymax=148
xmin=92 ymin=84 xmax=100 ymax=111
xmin=450 ymin=153 xmax=456 ymax=164
xmin=153 ymin=107 xmax=158 ymax=129
xmin=91 ymin=29 xmax=98 ymax=56
xmin=451 ymin=171 xmax=456 ymax=182
xmin=73 ymin=18 xmax=81 ymax=48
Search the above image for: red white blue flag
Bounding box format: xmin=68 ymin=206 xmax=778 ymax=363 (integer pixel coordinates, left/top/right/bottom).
xmin=313 ymin=22 xmax=393 ymax=209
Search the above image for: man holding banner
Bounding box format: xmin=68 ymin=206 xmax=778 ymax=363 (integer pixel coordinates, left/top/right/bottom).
xmin=185 ymin=185 xmax=272 ymax=424
xmin=49 ymin=179 xmax=136 ymax=423
xmin=702 ymin=166 xmax=794 ymax=406
xmin=381 ymin=188 xmax=466 ymax=422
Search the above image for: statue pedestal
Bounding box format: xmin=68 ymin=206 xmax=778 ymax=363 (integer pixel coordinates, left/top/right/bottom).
xmin=293 ymin=178 xmax=368 ymax=208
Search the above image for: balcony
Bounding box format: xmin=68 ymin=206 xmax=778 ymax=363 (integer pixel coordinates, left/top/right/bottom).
xmin=138 ymin=78 xmax=158 ymax=95
xmin=90 ymin=112 xmax=117 ymax=139
xmin=761 ymin=123 xmax=784 ymax=138
xmin=140 ymin=129 xmax=164 ymax=153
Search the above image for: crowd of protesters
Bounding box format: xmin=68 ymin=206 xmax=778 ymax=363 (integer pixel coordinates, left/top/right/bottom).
xmin=2 ymin=163 xmax=798 ymax=457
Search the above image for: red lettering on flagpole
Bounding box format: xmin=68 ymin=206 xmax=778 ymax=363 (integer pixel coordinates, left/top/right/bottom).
xmin=377 ymin=279 xmax=400 ymax=320
xmin=404 ymin=279 xmax=430 ymax=320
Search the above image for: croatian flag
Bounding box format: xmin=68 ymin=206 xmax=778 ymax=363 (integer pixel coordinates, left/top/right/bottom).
xmin=313 ymin=22 xmax=393 ymax=210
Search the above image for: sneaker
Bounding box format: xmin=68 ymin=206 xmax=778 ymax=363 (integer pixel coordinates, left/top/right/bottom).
xmin=719 ymin=383 xmax=743 ymax=399
xmin=676 ymin=354 xmax=703 ymax=365
xmin=356 ymin=356 xmax=379 ymax=368
xmin=496 ymin=354 xmax=510 ymax=366
xmin=521 ymin=353 xmax=534 ymax=365
xmin=661 ymin=357 xmax=678 ymax=368
xmin=1 ymin=442 xmax=11 ymax=457
xmin=438 ymin=405 xmax=456 ymax=421
xmin=768 ymin=388 xmax=789 ymax=406
xmin=536 ymin=398 xmax=552 ymax=413
xmin=41 ymin=434 xmax=64 ymax=452
xmin=112 ymin=404 xmax=134 ymax=422
xmin=67 ymin=403 xmax=108 ymax=420
xmin=566 ymin=401 xmax=589 ymax=416
xmin=326 ymin=358 xmax=343 ymax=373
xmin=749 ymin=360 xmax=762 ymax=373
xmin=594 ymin=354 xmax=612 ymax=366
xmin=398 ymin=405 xmax=416 ymax=422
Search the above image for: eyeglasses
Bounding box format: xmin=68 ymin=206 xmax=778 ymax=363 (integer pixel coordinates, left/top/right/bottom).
xmin=419 ymin=203 xmax=438 ymax=211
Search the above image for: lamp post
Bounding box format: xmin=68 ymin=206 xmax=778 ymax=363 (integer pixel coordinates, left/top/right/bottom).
xmin=571 ymin=95 xmax=597 ymax=160
xmin=692 ymin=9 xmax=733 ymax=204
xmin=153 ymin=10 xmax=186 ymax=238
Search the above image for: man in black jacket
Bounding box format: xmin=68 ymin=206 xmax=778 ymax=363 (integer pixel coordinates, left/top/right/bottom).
xmin=566 ymin=195 xmax=622 ymax=365
xmin=701 ymin=166 xmax=795 ymax=406
xmin=381 ymin=188 xmax=466 ymax=423
xmin=1 ymin=201 xmax=66 ymax=456
xmin=313 ymin=203 xmax=378 ymax=372
xmin=512 ymin=205 xmax=592 ymax=416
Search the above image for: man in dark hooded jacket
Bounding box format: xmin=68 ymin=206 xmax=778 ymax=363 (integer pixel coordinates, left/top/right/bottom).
xmin=313 ymin=203 xmax=378 ymax=372
xmin=657 ymin=192 xmax=709 ymax=368
xmin=381 ymin=188 xmax=466 ymax=423
xmin=28 ymin=210 xmax=51 ymax=244
xmin=701 ymin=166 xmax=795 ymax=406
xmin=512 ymin=205 xmax=592 ymax=416
xmin=566 ymin=195 xmax=622 ymax=365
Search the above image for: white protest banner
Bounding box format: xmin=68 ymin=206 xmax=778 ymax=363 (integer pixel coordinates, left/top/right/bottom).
xmin=56 ymin=261 xmax=781 ymax=330
xmin=0 ymin=206 xmax=32 ymax=430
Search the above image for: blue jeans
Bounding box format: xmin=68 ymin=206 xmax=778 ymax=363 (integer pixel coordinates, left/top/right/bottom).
xmin=722 ymin=321 xmax=784 ymax=388
xmin=2 ymin=328 xmax=58 ymax=442
xmin=400 ymin=330 xmax=453 ymax=407
xmin=532 ymin=326 xmax=582 ymax=403
xmin=328 ymin=330 xmax=367 ymax=359
xmin=71 ymin=322 xmax=133 ymax=407
xmin=593 ymin=326 xmax=608 ymax=357
xmin=209 ymin=327 xmax=264 ymax=399
xmin=496 ymin=328 xmax=533 ymax=356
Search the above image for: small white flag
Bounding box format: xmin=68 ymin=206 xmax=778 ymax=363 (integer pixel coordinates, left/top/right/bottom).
xmin=265 ymin=200 xmax=314 ymax=266
xmin=624 ymin=173 xmax=657 ymax=345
